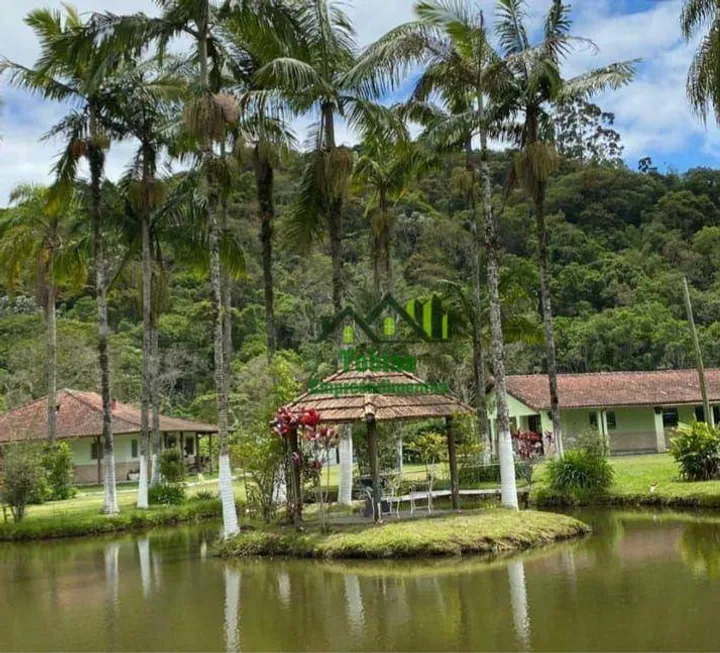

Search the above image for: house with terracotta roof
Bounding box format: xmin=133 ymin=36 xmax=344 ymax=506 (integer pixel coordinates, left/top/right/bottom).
xmin=487 ymin=370 xmax=720 ymax=454
xmin=0 ymin=389 xmax=217 ymax=483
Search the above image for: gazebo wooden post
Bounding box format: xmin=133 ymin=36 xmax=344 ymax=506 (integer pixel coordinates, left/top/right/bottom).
xmin=289 ymin=427 xmax=303 ymax=527
xmin=366 ymin=415 xmax=382 ymax=522
xmin=446 ymin=416 xmax=460 ymax=511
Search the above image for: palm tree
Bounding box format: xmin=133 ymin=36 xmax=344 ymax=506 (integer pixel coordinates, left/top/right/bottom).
xmin=0 ymin=185 xmax=86 ymax=444
xmin=1 ymin=6 xmax=125 ymax=513
xmin=356 ymin=0 xmax=519 ymax=500
xmin=495 ymin=0 xmax=636 ymax=457
xmin=89 ymin=0 xmax=244 ymax=536
xmin=109 ymin=59 xmax=181 ymax=508
xmin=352 ymin=131 xmax=415 ymax=296
xmin=223 ymin=1 xmax=298 ymax=360
xmin=682 ymin=0 xmax=720 ymax=122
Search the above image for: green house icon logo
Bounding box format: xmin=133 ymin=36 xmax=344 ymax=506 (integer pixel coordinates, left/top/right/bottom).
xmin=317 ymin=293 xmax=451 ymax=344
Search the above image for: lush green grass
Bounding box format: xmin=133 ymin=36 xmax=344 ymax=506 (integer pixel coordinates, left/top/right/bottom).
xmin=533 ymin=453 xmax=720 ymax=508
xmin=0 ymin=498 xmax=222 ymax=542
xmin=217 ymin=509 xmax=589 ymax=559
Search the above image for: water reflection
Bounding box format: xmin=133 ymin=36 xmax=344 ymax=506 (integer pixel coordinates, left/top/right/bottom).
xmin=508 ymin=559 xmax=531 ymax=651
xmin=681 ymin=520 xmax=720 ymax=579
xmin=138 ymin=537 xmax=152 ymax=598
xmin=278 ymin=567 xmax=291 ymax=608
xmin=224 ymin=565 xmax=241 ymax=653
xmin=344 ymin=574 xmax=364 ymax=634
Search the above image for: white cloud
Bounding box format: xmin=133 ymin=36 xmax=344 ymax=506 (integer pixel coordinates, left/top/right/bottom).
xmin=0 ymin=0 xmax=716 ymax=206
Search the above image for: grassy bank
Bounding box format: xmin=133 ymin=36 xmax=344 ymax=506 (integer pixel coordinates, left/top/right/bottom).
xmin=217 ymin=510 xmax=589 ymax=559
xmin=532 ymin=453 xmax=720 ymax=508
xmin=0 ymin=498 xmax=222 ymax=541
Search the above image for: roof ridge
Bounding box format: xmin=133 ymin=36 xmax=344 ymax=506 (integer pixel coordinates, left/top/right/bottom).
xmin=508 ymin=369 xmax=720 ymax=379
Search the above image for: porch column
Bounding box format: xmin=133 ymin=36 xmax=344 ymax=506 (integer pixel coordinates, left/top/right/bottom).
xmin=96 ymin=435 xmax=102 ymax=485
xmin=208 ymin=433 xmax=214 ymax=474
xmin=366 ymin=415 xmax=381 ymax=523
xmin=653 ymin=408 xmax=667 ymax=453
xmin=446 ymin=416 xmax=460 ymax=511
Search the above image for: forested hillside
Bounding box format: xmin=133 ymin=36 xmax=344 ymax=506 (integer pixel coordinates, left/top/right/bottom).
xmin=2 ymin=150 xmax=718 ymax=418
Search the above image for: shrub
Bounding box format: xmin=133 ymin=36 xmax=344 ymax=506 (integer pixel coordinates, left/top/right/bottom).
xmin=159 ymin=449 xmax=186 ymax=483
xmin=148 ymin=483 xmax=186 ymax=506
xmin=458 ymin=460 xmax=532 ymax=485
xmin=0 ymin=444 xmax=46 ymax=522
xmin=41 ymin=443 xmax=76 ymax=501
xmin=670 ymin=422 xmax=720 ymax=481
xmin=193 ymin=489 xmax=217 ymax=501
xmin=546 ymin=449 xmax=615 ymax=499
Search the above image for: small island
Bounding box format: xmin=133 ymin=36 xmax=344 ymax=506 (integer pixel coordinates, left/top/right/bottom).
xmin=217 ymin=510 xmax=589 ymax=559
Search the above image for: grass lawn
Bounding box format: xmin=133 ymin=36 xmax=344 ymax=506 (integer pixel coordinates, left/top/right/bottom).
xmin=217 ymin=509 xmax=589 ymax=559
xmin=532 ymin=453 xmax=720 ymax=508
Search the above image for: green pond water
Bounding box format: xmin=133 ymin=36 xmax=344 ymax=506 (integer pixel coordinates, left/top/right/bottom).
xmin=1 ymin=509 xmax=720 ymax=652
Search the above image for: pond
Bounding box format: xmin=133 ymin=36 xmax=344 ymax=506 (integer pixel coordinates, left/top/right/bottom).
xmin=1 ymin=509 xmax=720 ymax=651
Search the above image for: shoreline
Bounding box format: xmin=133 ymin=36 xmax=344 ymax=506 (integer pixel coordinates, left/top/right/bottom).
xmin=0 ymin=499 xmax=222 ymax=542
xmin=216 ymin=510 xmax=590 ymax=559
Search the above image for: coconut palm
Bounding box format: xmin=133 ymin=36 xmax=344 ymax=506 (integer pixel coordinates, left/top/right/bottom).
xmin=0 ymin=185 xmax=86 ymax=444
xmin=495 ymin=0 xmax=636 ymax=457
xmin=682 ymin=0 xmax=720 ymax=123
xmin=1 ymin=6 xmax=126 ymax=513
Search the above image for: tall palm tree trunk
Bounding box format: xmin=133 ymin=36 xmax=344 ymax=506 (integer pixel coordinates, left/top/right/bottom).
xmin=45 ymin=251 xmax=57 ymax=444
xmin=535 ymin=183 xmax=563 ymax=459
xmin=255 ymin=149 xmax=276 ymax=359
xmin=322 ymin=101 xmax=353 ymax=505
xmin=150 ymin=320 xmax=161 ymax=486
xmin=89 ymin=108 xmax=118 ymax=514
xmin=137 ymin=150 xmax=152 ymax=509
xmin=466 ymin=140 xmax=491 ymax=454
xmin=199 ymin=27 xmax=239 ymax=537
xmin=480 ymin=131 xmax=518 ymax=509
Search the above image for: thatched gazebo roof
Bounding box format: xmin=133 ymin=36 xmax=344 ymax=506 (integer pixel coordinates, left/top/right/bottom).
xmin=285 ymin=369 xmax=473 ymax=424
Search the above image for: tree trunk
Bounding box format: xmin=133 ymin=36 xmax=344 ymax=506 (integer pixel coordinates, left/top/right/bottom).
xmin=89 ymin=106 xmax=118 ymax=515
xmin=288 ymin=428 xmax=302 ymax=527
xmin=446 ymin=417 xmax=459 ymax=510
xmin=466 ymin=139 xmax=491 ymax=453
xmin=535 ymin=183 xmax=564 ymax=458
xmin=150 ymin=321 xmax=161 ymax=486
xmin=481 ymin=134 xmax=518 ymax=509
xmin=138 ymin=148 xmax=152 ymax=510
xmin=683 ymin=276 xmax=713 ymax=426
xmin=337 ymin=425 xmax=354 ymax=506
xmin=199 ymin=26 xmax=239 ymax=538
xmin=45 ymin=251 xmax=57 ymax=444
xmin=322 ymin=103 xmax=344 ymax=315
xmin=255 ymin=148 xmax=276 ymax=359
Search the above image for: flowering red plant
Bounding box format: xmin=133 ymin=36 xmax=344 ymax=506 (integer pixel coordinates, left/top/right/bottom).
xmin=512 ymin=430 xmax=544 ymax=460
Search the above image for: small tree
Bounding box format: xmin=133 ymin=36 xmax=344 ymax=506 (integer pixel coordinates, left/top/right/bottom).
xmin=411 ymin=432 xmax=447 ymax=512
xmin=304 ymin=425 xmax=339 ymax=533
xmin=670 ymin=422 xmax=720 ymax=482
xmin=0 ymin=444 xmax=45 ymax=522
xmin=159 ymin=449 xmax=186 ymax=484
xmin=233 ymin=433 xmax=286 ymax=523
xmin=41 ymin=442 xmax=76 ymax=500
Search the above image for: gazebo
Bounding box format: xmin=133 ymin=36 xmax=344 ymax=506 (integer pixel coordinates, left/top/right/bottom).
xmin=286 ymin=368 xmax=474 ymax=520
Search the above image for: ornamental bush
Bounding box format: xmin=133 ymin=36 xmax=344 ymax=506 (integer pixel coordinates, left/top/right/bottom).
xmin=148 ymin=482 xmax=186 ymax=506
xmin=0 ymin=444 xmax=46 ymax=522
xmin=41 ymin=443 xmax=76 ymax=501
xmin=670 ymin=422 xmax=720 ymax=482
xmin=159 ymin=449 xmax=186 ymax=483
xmin=546 ymin=446 xmax=615 ymax=499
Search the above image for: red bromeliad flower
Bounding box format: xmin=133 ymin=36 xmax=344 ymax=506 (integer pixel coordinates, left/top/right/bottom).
xmin=300 ymin=408 xmax=321 ymax=428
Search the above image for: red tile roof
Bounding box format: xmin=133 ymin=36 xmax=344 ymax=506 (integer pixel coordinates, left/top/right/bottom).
xmin=0 ymin=389 xmax=217 ymax=443
xmin=505 ymin=369 xmax=720 ymax=411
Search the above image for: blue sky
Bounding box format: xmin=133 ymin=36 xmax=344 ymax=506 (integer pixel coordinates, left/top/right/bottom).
xmin=0 ymin=0 xmax=716 ymax=206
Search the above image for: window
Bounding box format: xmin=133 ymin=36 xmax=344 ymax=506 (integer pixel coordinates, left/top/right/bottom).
xmin=131 ymin=439 xmax=138 ymax=458
xmin=606 ymin=411 xmax=617 ymax=430
xmin=714 ymin=406 xmax=720 ymax=424
xmin=663 ymin=408 xmax=679 ymax=428
xmin=695 ymin=406 xmax=706 ymax=422
xmin=185 ymin=437 xmax=195 ymax=456
xmin=91 ymin=442 xmax=99 ymax=460
xmin=383 ymin=316 xmax=395 ymax=337
xmin=589 ymin=413 xmax=598 ymax=429
xmin=528 ymin=415 xmax=540 ymax=434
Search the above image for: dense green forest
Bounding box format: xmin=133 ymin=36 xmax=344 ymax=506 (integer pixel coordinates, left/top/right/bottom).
xmin=2 ymin=150 xmax=718 ymax=416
